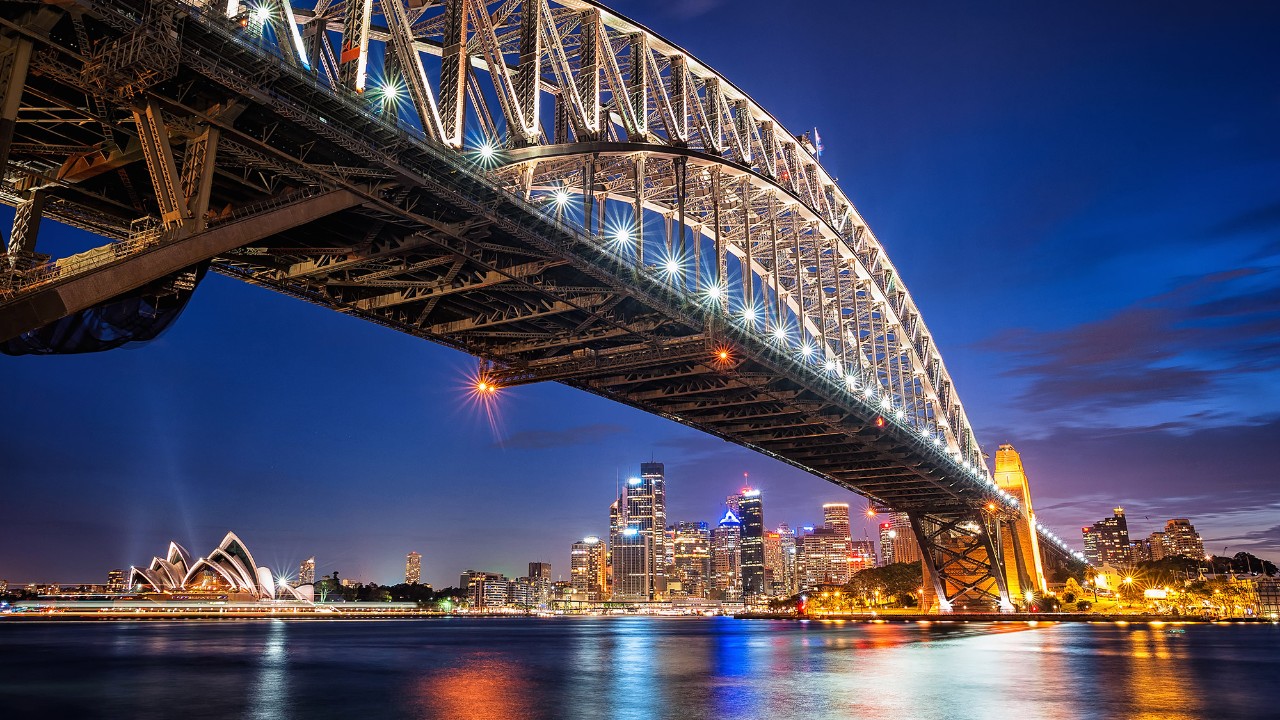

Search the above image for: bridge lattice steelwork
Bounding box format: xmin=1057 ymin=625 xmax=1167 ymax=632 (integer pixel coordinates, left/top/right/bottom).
xmin=0 ymin=0 xmax=1085 ymax=610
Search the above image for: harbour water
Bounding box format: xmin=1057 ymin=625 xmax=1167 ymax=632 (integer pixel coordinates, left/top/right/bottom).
xmin=1 ymin=618 xmax=1276 ymax=719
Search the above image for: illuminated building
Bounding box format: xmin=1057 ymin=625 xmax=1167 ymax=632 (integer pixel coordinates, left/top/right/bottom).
xmin=778 ymin=524 xmax=798 ymax=594
xmin=460 ymin=570 xmax=508 ymax=608
xmin=1086 ymin=508 xmax=1132 ymax=564
xmin=1258 ymin=578 xmax=1280 ymax=619
xmin=1163 ymin=518 xmax=1205 ymax=559
xmin=823 ymin=503 xmax=851 ymax=542
xmin=609 ymin=462 xmax=669 ymax=600
xmin=1130 ymin=540 xmax=1152 ymax=562
xmin=570 ymin=537 xmax=607 ymax=601
xmin=671 ymin=521 xmax=711 ymax=598
xmin=298 ymin=557 xmax=316 ymax=586
xmin=711 ymin=509 xmax=742 ymax=599
xmin=1148 ymin=532 xmax=1168 ymax=561
xmin=884 ymin=512 xmax=920 ymax=564
xmin=797 ymin=526 xmax=851 ymax=589
xmin=106 ymin=569 xmax=125 ymax=593
xmin=738 ymin=489 xmax=765 ymax=596
xmin=850 ymin=539 xmax=875 ymax=573
xmin=763 ymin=531 xmax=785 ymax=595
xmin=527 ymin=562 xmax=552 ymax=606
xmin=129 ymin=532 xmax=313 ymax=601
xmin=405 ymin=552 xmax=422 ymax=585
xmin=1082 ymin=527 xmax=1100 ymax=565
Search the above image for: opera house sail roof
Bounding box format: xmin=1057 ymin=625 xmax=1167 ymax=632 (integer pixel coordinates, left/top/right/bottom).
xmin=129 ymin=531 xmax=313 ymax=602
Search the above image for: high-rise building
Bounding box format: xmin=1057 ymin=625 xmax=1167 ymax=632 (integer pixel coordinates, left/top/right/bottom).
xmin=527 ymin=562 xmax=552 ymax=606
xmin=609 ymin=463 xmax=669 ymax=600
xmin=711 ymin=509 xmax=743 ymax=599
xmin=671 ymin=521 xmax=711 ymax=598
xmin=850 ymin=540 xmax=876 ymax=574
xmin=878 ymin=512 xmax=920 ymax=565
xmin=1087 ymin=508 xmax=1132 ymax=564
xmin=1082 ymin=527 xmax=1100 ymax=565
xmin=405 ymin=552 xmax=422 ymax=585
xmin=796 ymin=526 xmax=852 ymax=589
xmin=878 ymin=522 xmax=895 ymax=566
xmin=528 ymin=562 xmax=551 ymax=580
xmin=570 ymin=537 xmax=608 ymax=601
xmin=778 ymin=524 xmax=797 ymax=594
xmin=106 ymin=569 xmax=125 ymax=592
xmin=1148 ymin=532 xmax=1168 ymax=561
xmin=738 ymin=489 xmax=765 ymax=597
xmin=763 ymin=531 xmax=785 ymax=595
xmin=823 ymin=503 xmax=851 ymax=541
xmin=1163 ymin=519 xmax=1205 ymax=559
xmin=298 ymin=557 xmax=316 ymax=586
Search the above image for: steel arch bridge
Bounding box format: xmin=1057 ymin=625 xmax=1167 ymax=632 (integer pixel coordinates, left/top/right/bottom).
xmin=0 ymin=0 xmax=1085 ymax=611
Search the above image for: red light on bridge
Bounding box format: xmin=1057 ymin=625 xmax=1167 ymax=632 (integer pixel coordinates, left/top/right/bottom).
xmin=874 ymin=416 xmax=886 ymax=428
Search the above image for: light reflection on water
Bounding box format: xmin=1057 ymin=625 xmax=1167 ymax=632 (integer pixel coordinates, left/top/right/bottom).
xmin=0 ymin=619 xmax=1275 ymax=720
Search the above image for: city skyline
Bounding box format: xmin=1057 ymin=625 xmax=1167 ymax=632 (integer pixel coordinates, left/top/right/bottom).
xmin=3 ymin=0 xmax=1279 ymax=587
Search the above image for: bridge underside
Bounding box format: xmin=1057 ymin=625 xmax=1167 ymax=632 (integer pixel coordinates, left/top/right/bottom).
xmin=0 ymin=0 xmax=1083 ymax=610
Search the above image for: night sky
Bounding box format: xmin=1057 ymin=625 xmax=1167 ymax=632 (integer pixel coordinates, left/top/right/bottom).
xmin=3 ymin=0 xmax=1278 ymax=588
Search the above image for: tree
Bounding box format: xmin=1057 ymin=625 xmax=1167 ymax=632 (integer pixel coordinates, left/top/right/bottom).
xmin=1062 ymin=577 xmax=1085 ymax=606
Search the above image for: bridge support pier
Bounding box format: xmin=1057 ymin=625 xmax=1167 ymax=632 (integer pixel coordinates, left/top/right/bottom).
xmin=910 ymin=512 xmax=1015 ymax=613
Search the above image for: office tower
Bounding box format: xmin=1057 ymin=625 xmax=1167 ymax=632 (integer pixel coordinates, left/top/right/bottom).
xmin=1082 ymin=527 xmax=1100 ymax=565
xmin=570 ymin=536 xmax=608 ymax=602
xmin=672 ymin=521 xmax=711 ymax=598
xmin=609 ymin=462 xmax=669 ymax=600
xmin=738 ymin=488 xmax=765 ymax=597
xmin=405 ymin=552 xmax=422 ymax=585
xmin=1148 ymin=532 xmax=1168 ymax=561
xmin=711 ymin=509 xmax=742 ymax=599
xmin=1130 ymin=540 xmax=1152 ymax=563
xmin=763 ymin=531 xmax=785 ymax=595
xmin=298 ymin=557 xmax=316 ymax=585
xmin=106 ymin=569 xmax=125 ymax=592
xmin=850 ymin=539 xmax=876 ymax=573
xmin=885 ymin=512 xmax=920 ymax=564
xmin=878 ymin=522 xmax=895 ymax=566
xmin=1087 ymin=508 xmax=1132 ymax=564
xmin=526 ymin=562 xmax=552 ymax=606
xmin=823 ymin=503 xmax=851 ymax=541
xmin=796 ymin=526 xmax=852 ymax=589
xmin=1163 ymin=519 xmax=1205 ymax=559
xmin=778 ymin=523 xmax=797 ymax=594
xmin=528 ymin=562 xmax=551 ymax=580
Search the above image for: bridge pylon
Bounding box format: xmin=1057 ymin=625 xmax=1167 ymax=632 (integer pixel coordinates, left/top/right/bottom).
xmin=992 ymin=444 xmax=1048 ymax=602
xmin=910 ymin=511 xmax=1014 ymax=613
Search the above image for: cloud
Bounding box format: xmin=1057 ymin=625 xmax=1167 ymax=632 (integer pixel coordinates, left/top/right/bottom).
xmin=495 ymin=423 xmax=629 ymax=450
xmin=987 ymin=267 xmax=1280 ymax=414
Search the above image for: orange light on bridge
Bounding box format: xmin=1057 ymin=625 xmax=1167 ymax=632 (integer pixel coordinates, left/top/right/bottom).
xmin=874 ymin=416 xmax=886 ymax=428
xmin=865 ymin=508 xmax=876 ymax=518
xmin=987 ymin=503 xmax=997 ymax=512
xmin=713 ymin=347 xmax=733 ymax=365
xmin=475 ymin=380 xmax=498 ymax=395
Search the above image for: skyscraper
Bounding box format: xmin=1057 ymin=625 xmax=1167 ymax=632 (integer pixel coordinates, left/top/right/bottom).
xmin=671 ymin=521 xmax=711 ymax=598
xmin=878 ymin=522 xmax=896 ymax=566
xmin=763 ymin=531 xmax=785 ymax=595
xmin=738 ymin=488 xmax=765 ymax=597
xmin=1087 ymin=508 xmax=1132 ymax=564
xmin=711 ymin=509 xmax=742 ymax=599
xmin=796 ymin=525 xmax=852 ymax=589
xmin=570 ymin=536 xmax=608 ymax=601
xmin=1163 ymin=519 xmax=1205 ymax=559
xmin=884 ymin=512 xmax=920 ymax=565
xmin=778 ymin=523 xmax=797 ymax=594
xmin=405 ymin=552 xmax=422 ymax=585
xmin=610 ymin=462 xmax=669 ymax=600
xmin=298 ymin=557 xmax=316 ymax=586
xmin=823 ymin=503 xmax=851 ymax=541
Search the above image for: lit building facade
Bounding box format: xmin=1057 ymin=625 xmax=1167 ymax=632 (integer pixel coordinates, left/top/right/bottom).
xmin=609 ymin=462 xmax=669 ymax=600
xmin=778 ymin=524 xmax=798 ymax=594
xmin=570 ymin=537 xmax=608 ymax=601
xmin=1163 ymin=519 xmax=1205 ymax=559
xmin=711 ymin=510 xmax=742 ymax=599
xmin=671 ymin=521 xmax=711 ymax=599
xmin=797 ymin=527 xmax=851 ymax=589
xmin=405 ymin=552 xmax=422 ymax=585
xmin=738 ymin=489 xmax=765 ymax=597
xmin=1148 ymin=532 xmax=1168 ymax=561
xmin=763 ymin=531 xmax=785 ymax=595
xmin=850 ymin=540 xmax=876 ymax=574
xmin=106 ymin=569 xmax=125 ymax=593
xmin=460 ymin=570 xmax=509 ymax=608
xmin=298 ymin=557 xmax=316 ymax=586
xmin=1088 ymin=508 xmax=1132 ymax=564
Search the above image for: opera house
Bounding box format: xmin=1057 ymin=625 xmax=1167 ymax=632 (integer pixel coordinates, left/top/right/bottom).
xmin=130 ymin=531 xmax=314 ymax=602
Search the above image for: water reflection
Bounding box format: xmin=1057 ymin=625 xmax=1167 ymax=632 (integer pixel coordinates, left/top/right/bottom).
xmin=0 ymin=619 xmax=1274 ymax=720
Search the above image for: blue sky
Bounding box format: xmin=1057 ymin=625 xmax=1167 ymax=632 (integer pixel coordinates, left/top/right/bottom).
xmin=2 ymin=0 xmax=1277 ymax=587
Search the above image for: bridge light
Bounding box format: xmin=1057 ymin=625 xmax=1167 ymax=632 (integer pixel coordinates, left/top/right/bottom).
xmin=380 ymin=80 xmax=402 ymax=102
xmin=894 ymin=408 xmax=905 ymax=420
xmin=613 ymin=227 xmax=632 ymax=244
xmin=252 ymin=4 xmax=271 ymax=23
xmin=863 ymin=386 xmax=875 ymax=399
xmin=772 ymin=326 xmax=788 ymax=342
xmin=706 ymin=285 xmax=723 ymax=300
xmin=987 ymin=503 xmax=996 ymax=512
xmin=664 ymin=257 xmax=681 ymax=275
xmin=478 ymin=142 xmax=497 ymax=160
xmin=553 ymin=189 xmax=570 ymax=207
xmin=874 ymin=416 xmax=886 ymax=428
xmin=824 ymin=360 xmax=836 ymax=372
xmin=866 ymin=508 xmax=876 ymax=518
xmin=714 ymin=347 xmax=732 ymax=364
xmin=800 ymin=343 xmax=814 ymax=358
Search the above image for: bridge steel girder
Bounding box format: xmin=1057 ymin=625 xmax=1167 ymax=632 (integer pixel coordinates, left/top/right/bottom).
xmin=910 ymin=511 xmax=1015 ymax=614
xmin=0 ymin=0 xmax=1088 ymax=601
xmin=0 ymin=190 xmax=362 ymax=341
